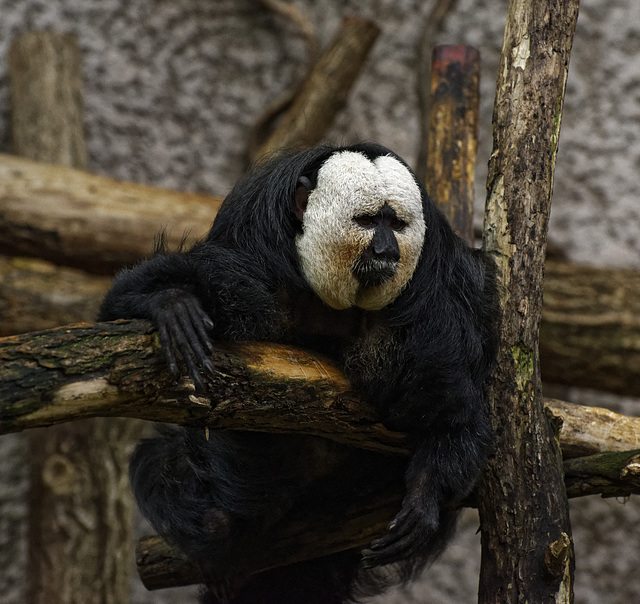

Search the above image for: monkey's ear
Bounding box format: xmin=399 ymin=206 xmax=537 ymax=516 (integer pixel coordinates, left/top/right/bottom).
xmin=294 ymin=176 xmax=312 ymax=221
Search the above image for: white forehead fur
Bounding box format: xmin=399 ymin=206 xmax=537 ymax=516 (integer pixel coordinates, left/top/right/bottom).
xmin=296 ymin=150 xmax=426 ymax=310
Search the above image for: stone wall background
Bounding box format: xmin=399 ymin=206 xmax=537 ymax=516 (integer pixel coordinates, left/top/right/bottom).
xmin=0 ymin=1 xmax=638 ymax=602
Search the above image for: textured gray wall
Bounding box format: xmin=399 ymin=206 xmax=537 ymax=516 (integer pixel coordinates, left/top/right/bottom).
xmin=0 ymin=1 xmax=639 ymax=603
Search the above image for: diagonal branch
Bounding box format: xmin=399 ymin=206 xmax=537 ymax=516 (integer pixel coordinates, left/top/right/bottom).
xmin=0 ymin=321 xmax=405 ymax=453
xmin=2 ymin=321 xmax=639 ymax=462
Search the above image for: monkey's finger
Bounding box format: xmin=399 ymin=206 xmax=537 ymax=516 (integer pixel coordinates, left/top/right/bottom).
xmin=361 ymin=545 xmax=405 ymax=569
xmin=158 ymin=310 xmax=207 ymax=390
xmin=366 ymin=519 xmax=416 ymax=554
xmin=157 ymin=321 xmax=180 ymax=378
xmin=361 ymin=511 xmax=424 ymax=567
xmin=183 ymin=297 xmax=215 ymax=350
xmin=368 ymin=531 xmax=416 ymax=561
xmin=182 ymin=299 xmax=217 ymax=378
xmin=361 ymin=530 xmax=419 ymax=568
xmin=165 ymin=312 xmax=208 ymax=391
xmin=173 ymin=303 xmax=215 ymax=377
xmin=179 ymin=344 xmax=207 ymax=392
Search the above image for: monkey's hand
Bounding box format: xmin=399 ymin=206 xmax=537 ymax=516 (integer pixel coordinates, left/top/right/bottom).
xmin=151 ymin=289 xmax=215 ymax=391
xmin=361 ymin=475 xmax=447 ymax=569
xmin=362 ymin=421 xmax=486 ymax=569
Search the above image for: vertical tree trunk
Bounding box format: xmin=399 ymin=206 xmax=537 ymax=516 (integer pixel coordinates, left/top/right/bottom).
xmin=26 ymin=419 xmax=144 ymax=604
xmin=9 ymin=32 xmax=87 ymax=168
xmin=477 ymin=1 xmax=580 ymax=603
xmin=8 ymin=31 xmax=142 ymax=604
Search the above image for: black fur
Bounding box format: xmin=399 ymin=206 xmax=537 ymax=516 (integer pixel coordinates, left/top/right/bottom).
xmin=98 ymin=142 xmax=498 ymax=602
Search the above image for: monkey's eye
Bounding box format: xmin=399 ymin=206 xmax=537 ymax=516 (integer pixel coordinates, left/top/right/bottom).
xmin=354 ymin=215 xmax=377 ymax=228
xmin=389 ymin=218 xmax=407 ymax=232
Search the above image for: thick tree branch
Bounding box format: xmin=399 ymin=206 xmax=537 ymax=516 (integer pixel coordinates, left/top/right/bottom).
xmin=564 ymin=449 xmax=640 ymax=499
xmin=2 ymin=321 xmax=639 ymax=461
xmin=254 ymin=16 xmax=380 ymax=160
xmin=136 ymin=486 xmax=403 ymax=591
xmin=546 ymin=399 xmax=640 ymax=459
xmin=540 ymin=259 xmax=640 ymax=396
xmin=0 ymin=321 xmax=405 ymax=453
xmin=247 ymin=1 xmax=318 ymax=160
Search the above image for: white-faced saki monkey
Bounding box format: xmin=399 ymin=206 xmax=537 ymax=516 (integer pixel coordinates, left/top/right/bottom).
xmin=99 ymin=143 xmax=498 ymax=603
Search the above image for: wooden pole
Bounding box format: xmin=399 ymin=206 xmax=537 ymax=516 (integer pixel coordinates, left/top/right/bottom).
xmin=8 ymin=31 xmax=141 ymax=604
xmin=477 ymin=1 xmax=581 ymax=602
xmin=9 ymin=32 xmax=87 ymax=168
xmin=2 ymin=317 xmax=640 ymax=465
xmin=425 ymin=45 xmax=480 ymax=245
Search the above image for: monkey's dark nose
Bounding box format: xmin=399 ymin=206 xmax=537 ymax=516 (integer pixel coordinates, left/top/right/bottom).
xmin=371 ymin=228 xmax=401 ymax=262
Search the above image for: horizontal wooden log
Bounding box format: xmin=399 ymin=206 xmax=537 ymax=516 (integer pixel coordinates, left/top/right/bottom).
xmin=136 ymin=486 xmax=402 ymax=590
xmin=0 ymin=255 xmax=108 ymax=335
xmin=0 ymin=321 xmax=405 ymax=453
xmin=545 ymin=398 xmax=640 ymax=458
xmin=564 ymin=449 xmax=640 ymax=498
xmin=0 ymin=153 xmax=223 ymax=274
xmin=2 ymin=321 xmax=639 ymax=460
xmin=540 ymin=259 xmax=640 ymax=396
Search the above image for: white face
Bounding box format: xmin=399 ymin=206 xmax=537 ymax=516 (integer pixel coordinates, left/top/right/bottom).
xmin=295 ymin=151 xmax=426 ymax=310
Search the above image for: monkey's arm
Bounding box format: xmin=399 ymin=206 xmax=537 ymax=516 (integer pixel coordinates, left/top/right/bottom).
xmin=99 ymin=246 xmax=281 ymax=390
xmin=359 ymin=340 xmax=491 ymax=569
xmin=98 ymin=251 xmax=216 ymax=389
xmin=362 ymin=408 xmax=490 ymax=568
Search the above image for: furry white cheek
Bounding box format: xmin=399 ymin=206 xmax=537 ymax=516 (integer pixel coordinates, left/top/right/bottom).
xmin=295 ymin=231 xmax=364 ymax=310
